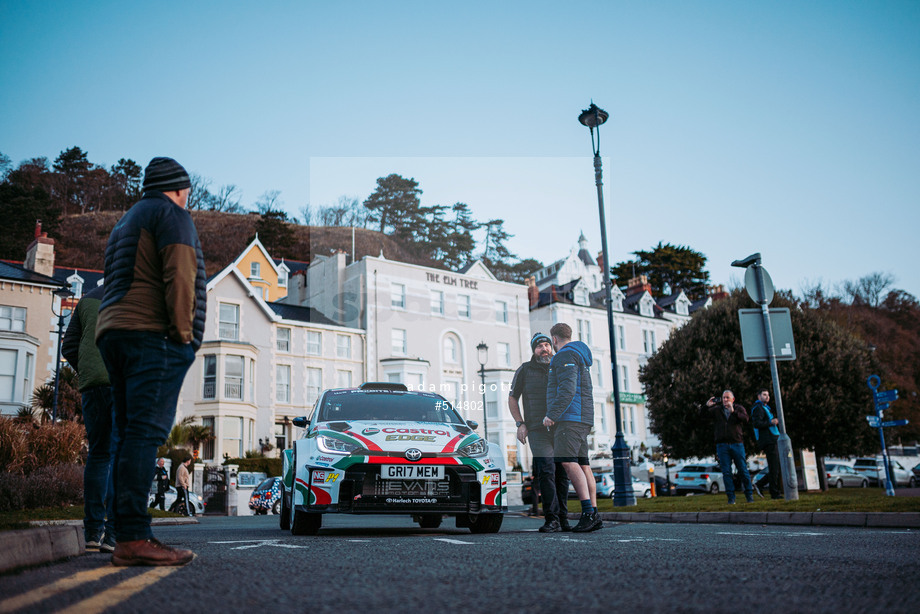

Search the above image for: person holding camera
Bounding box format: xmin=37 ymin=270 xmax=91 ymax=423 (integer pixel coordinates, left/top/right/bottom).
xmin=700 ymin=390 xmax=754 ymax=504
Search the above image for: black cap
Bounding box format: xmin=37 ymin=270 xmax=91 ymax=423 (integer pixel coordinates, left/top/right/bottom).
xmin=143 ymin=157 xmax=191 ymax=193
xmin=531 ymin=332 xmax=552 ymax=352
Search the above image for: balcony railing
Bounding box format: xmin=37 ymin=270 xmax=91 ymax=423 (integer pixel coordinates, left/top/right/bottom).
xmin=224 ymin=378 xmax=242 ymax=400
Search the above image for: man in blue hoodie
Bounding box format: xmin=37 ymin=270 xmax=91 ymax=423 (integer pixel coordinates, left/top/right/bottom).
xmin=751 ymin=388 xmax=781 ymax=499
xmin=543 ymin=323 xmax=601 ymax=532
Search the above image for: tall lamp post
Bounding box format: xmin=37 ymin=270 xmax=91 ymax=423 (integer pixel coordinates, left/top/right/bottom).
xmin=51 ymin=286 xmax=75 ymax=424
xmin=578 ymin=102 xmax=636 ymax=506
xmin=477 ymin=341 xmax=489 ymax=442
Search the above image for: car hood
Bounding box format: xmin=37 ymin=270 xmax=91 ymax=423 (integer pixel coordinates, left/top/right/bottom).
xmin=311 ymin=420 xmax=480 ymax=455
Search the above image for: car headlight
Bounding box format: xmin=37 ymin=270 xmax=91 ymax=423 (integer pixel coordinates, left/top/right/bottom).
xmin=458 ymin=438 xmax=488 ymax=458
xmin=317 ymin=434 xmax=363 ymax=454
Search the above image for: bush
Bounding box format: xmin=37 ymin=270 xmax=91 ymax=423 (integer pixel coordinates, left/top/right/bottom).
xmin=0 ymin=463 xmax=84 ymax=511
xmin=227 ymin=457 xmax=282 ymax=477
xmin=0 ymin=417 xmax=30 ymax=474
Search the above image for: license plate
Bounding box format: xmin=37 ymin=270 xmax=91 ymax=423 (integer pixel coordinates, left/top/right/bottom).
xmin=683 ymin=477 xmax=695 ymax=481
xmin=381 ymin=465 xmax=444 ymax=480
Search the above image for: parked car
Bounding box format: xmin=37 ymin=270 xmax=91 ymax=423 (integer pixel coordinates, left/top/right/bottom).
xmin=673 ymin=464 xmax=725 ymax=495
xmin=148 ymin=485 xmax=206 ymax=515
xmin=249 ymin=476 xmax=282 ymax=515
xmin=280 ymin=382 xmax=506 ymax=535
xmin=825 ymin=463 xmax=869 ymax=488
xmin=911 ymin=462 xmax=920 ymax=487
xmin=853 ymin=457 xmax=913 ymax=487
xmin=594 ymin=473 xmax=654 ymax=499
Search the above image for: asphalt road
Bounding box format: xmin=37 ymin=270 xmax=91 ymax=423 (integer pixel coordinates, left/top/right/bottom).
xmin=1 ymin=512 xmax=916 ymax=613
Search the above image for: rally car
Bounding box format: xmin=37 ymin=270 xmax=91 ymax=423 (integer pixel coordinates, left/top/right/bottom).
xmin=280 ymin=382 xmax=507 ymax=535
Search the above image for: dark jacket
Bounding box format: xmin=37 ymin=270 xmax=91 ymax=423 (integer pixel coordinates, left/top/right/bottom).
xmin=751 ymin=400 xmax=780 ymax=446
xmin=60 ymin=285 xmax=110 ymax=391
xmin=546 ymin=341 xmax=594 ymax=425
xmin=95 ymin=191 xmax=207 ymax=350
xmin=155 ymin=465 xmax=169 ymax=493
xmin=510 ymin=356 xmax=550 ymax=429
xmin=700 ymin=402 xmax=749 ymax=444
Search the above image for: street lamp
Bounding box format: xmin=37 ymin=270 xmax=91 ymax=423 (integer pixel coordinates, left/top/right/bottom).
xmin=50 ymin=286 xmax=75 ymax=424
xmin=476 ymin=341 xmax=489 ymax=442
xmin=578 ymin=102 xmax=636 ymax=506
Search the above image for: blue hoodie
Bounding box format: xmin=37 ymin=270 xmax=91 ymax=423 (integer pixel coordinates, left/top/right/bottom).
xmin=545 ymin=341 xmax=595 ymax=424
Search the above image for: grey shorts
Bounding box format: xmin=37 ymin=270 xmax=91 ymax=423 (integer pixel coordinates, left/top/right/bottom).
xmin=553 ymin=421 xmax=591 ymax=465
xmin=527 ymin=425 xmax=555 ymax=459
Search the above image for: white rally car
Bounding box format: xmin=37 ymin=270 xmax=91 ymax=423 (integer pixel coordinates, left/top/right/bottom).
xmin=280 ymin=383 xmax=507 ymax=535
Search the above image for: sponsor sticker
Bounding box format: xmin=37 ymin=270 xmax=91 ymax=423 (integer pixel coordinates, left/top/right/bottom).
xmin=363 ymin=427 xmax=380 ymax=435
xmin=386 ymin=434 xmax=436 ymax=442
xmin=312 ymin=471 xmax=340 ymax=484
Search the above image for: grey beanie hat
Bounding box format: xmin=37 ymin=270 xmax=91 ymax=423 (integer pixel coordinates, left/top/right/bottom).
xmin=143 ymin=157 xmax=191 ymax=193
xmin=531 ymin=332 xmax=552 ymax=352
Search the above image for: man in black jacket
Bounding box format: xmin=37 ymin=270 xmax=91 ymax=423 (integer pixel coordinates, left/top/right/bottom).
xmin=509 ymin=332 xmax=571 ymax=532
xmin=700 ymin=390 xmax=754 ymax=504
xmin=751 ymin=388 xmax=781 ymax=499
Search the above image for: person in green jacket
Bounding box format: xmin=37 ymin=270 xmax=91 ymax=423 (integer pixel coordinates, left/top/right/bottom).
xmin=61 ymin=283 xmax=117 ymax=553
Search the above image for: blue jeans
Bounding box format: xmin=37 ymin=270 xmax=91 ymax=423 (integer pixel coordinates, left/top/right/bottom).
xmin=716 ymin=442 xmax=753 ymax=501
xmin=82 ymin=386 xmax=116 ymax=542
xmin=98 ymin=331 xmax=195 ymax=542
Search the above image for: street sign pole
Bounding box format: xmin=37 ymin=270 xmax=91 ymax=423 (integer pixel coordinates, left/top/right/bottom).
xmin=867 ymin=375 xmax=904 ymax=497
xmin=733 ymin=253 xmax=798 ymax=501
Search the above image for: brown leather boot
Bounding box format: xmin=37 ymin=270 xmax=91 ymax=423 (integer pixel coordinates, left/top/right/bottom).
xmin=111 ymin=538 xmax=195 ymax=566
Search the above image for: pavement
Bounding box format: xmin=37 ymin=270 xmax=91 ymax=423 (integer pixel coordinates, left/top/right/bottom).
xmin=2 ymin=506 xmax=918 ymax=575
xmin=0 ymin=517 xmax=198 ymax=575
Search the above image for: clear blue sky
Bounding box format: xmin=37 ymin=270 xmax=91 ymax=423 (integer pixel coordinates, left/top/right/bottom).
xmin=2 ymin=1 xmax=918 ymax=297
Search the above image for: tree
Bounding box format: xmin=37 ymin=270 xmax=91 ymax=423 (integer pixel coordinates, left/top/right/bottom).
xmin=362 ymin=174 xmax=422 ymax=234
xmin=53 ymin=146 xmax=92 ymax=214
xmin=508 ymin=258 xmax=544 ymax=284
xmin=611 ymin=242 xmax=710 ymax=299
xmin=251 ymin=209 xmax=296 ymax=258
xmin=480 ymin=219 xmax=516 ymax=280
xmin=0 ymin=152 xmax=11 ymax=181
xmin=842 ymin=272 xmax=896 ymax=308
xmin=254 ymin=190 xmax=283 ymax=214
xmin=440 ymin=202 xmax=479 ymax=270
xmin=110 ymin=158 xmax=142 ymax=208
xmin=640 ymin=290 xmax=879 ymax=461
xmin=0 ymin=182 xmax=60 ymax=260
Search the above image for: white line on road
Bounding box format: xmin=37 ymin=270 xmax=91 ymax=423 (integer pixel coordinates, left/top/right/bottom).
xmin=716 ymin=531 xmax=826 ymax=537
xmin=209 ymin=539 xmax=310 ymax=549
xmin=433 ymin=538 xmax=475 ymax=545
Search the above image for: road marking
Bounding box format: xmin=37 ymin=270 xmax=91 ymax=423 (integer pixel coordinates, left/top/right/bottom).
xmin=0 ymin=567 xmax=123 ymax=613
xmin=55 ymin=566 xmax=180 ymax=614
xmin=433 ymin=538 xmax=474 ymax=545
xmin=209 ymin=539 xmax=310 ymax=550
xmin=614 ymin=538 xmax=681 ymax=543
xmin=716 ymin=531 xmax=825 ymax=537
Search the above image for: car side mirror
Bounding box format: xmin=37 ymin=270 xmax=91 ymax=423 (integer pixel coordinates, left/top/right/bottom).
xmin=292 ymin=417 xmax=310 ymax=428
xmin=467 ymin=420 xmax=479 ymax=431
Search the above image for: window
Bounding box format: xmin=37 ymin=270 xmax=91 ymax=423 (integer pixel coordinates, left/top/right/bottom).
xmin=336 ymin=335 xmax=351 ymax=359
xmin=617 ymin=325 xmax=626 ymax=350
xmin=593 ymin=360 xmax=603 ymax=387
xmin=202 ymin=355 xmax=217 ymax=399
xmin=0 ymin=349 xmax=15 ymax=402
xmin=443 ymin=336 xmax=458 ymax=364
xmin=0 ymin=306 xmax=26 ymax=332
xmin=307 ymin=331 xmax=321 ymax=356
xmin=391 ymin=329 xmax=407 ymax=356
xmin=575 ymin=287 xmax=588 ymax=305
xmin=222 ymin=416 xmax=243 ymax=458
xmin=201 ymin=417 xmax=214 ymax=460
xmin=497 ymin=342 xmax=511 ymax=367
xmin=68 ymin=277 xmax=83 ymax=298
xmin=596 ymin=402 xmax=605 ymax=433
xmin=224 ymin=355 xmax=244 ymax=400
xmin=643 ymin=330 xmax=657 ymax=354
xmin=306 ymin=368 xmax=322 ymax=404
xmin=620 ymin=364 xmax=630 ymax=392
xmin=249 ymin=359 xmax=256 ymax=403
xmin=495 ymin=300 xmax=508 ymax=324
xmin=276 ymin=364 xmax=291 ymax=403
xmin=387 ymin=373 xmax=402 ymax=383
xmin=276 ymin=328 xmax=291 ymax=352
xmin=391 ymin=283 xmax=406 ymax=309
xmin=250 ymin=262 xmax=261 ymax=278
xmin=218 ymin=303 xmax=240 ymax=341
xmin=21 ymin=352 xmax=33 ymax=403
xmin=577 ymin=319 xmax=592 ymax=345
xmin=336 ymin=370 xmax=353 ymax=387
xmin=278 ymin=268 xmax=288 ymax=288
xmin=628 ymin=407 xmax=635 ymax=435
xmin=431 ymin=290 xmax=444 ymax=315
xmin=458 ymin=295 xmax=471 ymax=319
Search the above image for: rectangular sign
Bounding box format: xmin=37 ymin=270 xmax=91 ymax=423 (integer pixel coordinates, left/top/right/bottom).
xmin=866 ymin=416 xmax=880 ymax=427
xmin=874 ymin=389 xmax=899 ymax=403
xmin=881 ymin=419 xmax=909 ymax=428
xmin=381 ymin=465 xmax=445 ymax=480
xmin=739 ymin=308 xmax=796 ymax=362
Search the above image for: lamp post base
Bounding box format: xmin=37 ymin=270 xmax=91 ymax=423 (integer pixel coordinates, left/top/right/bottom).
xmin=777 ymin=434 xmax=799 ymax=501
xmin=611 ymin=434 xmax=637 ymax=507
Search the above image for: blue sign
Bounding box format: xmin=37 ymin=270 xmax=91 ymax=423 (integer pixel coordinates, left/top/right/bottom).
xmin=881 ymin=419 xmax=909 ymax=428
xmin=875 ymin=402 xmax=890 ymax=412
xmin=866 ymin=416 xmax=880 ymax=427
xmin=875 ymin=389 xmax=899 ymax=403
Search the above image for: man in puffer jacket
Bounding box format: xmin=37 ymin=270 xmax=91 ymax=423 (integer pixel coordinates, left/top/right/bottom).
xmin=543 ymin=323 xmax=600 ymax=533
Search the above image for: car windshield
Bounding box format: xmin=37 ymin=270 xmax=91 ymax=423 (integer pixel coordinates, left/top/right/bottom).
xmin=316 ymin=390 xmax=465 ymax=424
xmin=854 ymin=460 xmax=878 ymax=467
xmin=254 ymin=478 xmax=276 ymax=492
xmin=682 ymin=466 xmax=705 ymax=472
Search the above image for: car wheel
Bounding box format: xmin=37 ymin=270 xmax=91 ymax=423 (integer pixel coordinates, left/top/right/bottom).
xmin=861 ymin=480 xmax=868 ymax=488
xmin=467 ymin=514 xmax=503 ymax=534
xmin=835 ymin=479 xmax=843 ymax=489
xmin=643 ymin=489 xmax=651 ymax=499
xmin=291 ymin=509 xmax=322 ymax=536
xmin=417 ymin=514 xmax=442 ymax=529
xmin=272 ymin=499 xmax=281 ymax=515
xmin=709 ymin=483 xmax=720 ymax=494
xmin=279 ymin=487 xmax=291 ymax=530
xmin=910 ymin=476 xmax=917 ymax=488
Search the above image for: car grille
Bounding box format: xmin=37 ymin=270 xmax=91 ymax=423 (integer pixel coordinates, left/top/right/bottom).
xmin=336 ymin=463 xmax=479 ymax=511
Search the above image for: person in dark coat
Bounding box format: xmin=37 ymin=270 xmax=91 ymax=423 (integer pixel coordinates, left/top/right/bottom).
xmin=153 ymin=458 xmax=170 ymax=511
xmin=751 ymin=388 xmax=781 ymax=499
xmin=700 ymin=390 xmax=754 ymax=503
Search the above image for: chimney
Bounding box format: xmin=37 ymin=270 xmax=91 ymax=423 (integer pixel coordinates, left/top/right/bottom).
xmin=709 ymin=284 xmax=729 ymax=302
xmin=626 ymin=274 xmax=652 ymax=297
xmin=24 ymin=220 xmax=55 ymax=277
xmin=596 ymin=251 xmax=605 ymax=268
xmin=526 ymin=276 xmax=538 ymax=308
